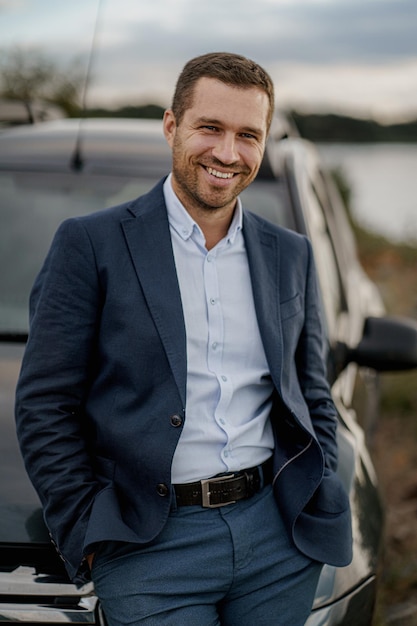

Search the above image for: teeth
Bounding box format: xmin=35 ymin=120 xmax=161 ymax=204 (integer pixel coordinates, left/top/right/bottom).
xmin=207 ymin=167 xmax=234 ymax=179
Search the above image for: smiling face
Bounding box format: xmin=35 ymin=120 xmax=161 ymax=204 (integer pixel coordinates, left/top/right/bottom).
xmin=163 ymin=77 xmax=269 ymax=222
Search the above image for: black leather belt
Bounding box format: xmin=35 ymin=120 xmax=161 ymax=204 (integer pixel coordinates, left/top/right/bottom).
xmin=174 ymin=458 xmax=273 ymax=508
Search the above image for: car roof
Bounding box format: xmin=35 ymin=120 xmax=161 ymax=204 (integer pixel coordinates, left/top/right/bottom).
xmin=0 ymin=116 xmax=284 ymax=179
xmin=0 ymin=118 xmax=171 ymax=176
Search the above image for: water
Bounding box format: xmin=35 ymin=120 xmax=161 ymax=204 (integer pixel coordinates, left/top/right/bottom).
xmin=316 ymin=143 xmax=417 ymax=245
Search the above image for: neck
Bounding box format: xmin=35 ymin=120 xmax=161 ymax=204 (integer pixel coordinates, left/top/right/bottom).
xmin=188 ymin=206 xmax=234 ymax=250
xmin=169 ymin=176 xmax=237 ymax=250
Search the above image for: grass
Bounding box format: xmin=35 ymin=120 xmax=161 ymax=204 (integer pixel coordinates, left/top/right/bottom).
xmin=354 ymin=218 xmax=417 ymax=625
xmin=351 ymin=215 xmax=417 ymax=422
xmin=331 ymin=167 xmax=417 ymax=624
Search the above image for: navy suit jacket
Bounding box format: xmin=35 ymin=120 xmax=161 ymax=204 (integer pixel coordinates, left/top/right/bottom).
xmin=15 ymin=179 xmax=352 ymax=582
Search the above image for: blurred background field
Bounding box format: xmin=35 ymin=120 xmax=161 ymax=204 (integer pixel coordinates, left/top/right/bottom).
xmin=341 ymin=197 xmax=417 ymax=626
xmin=325 ymin=155 xmax=417 ymax=623
xmin=361 ymin=233 xmax=417 ymax=626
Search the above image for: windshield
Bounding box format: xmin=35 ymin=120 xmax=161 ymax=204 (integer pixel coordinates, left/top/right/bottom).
xmin=0 ymin=171 xmax=293 ymax=334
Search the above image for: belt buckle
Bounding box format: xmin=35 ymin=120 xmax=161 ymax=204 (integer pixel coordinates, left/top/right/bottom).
xmin=201 ymin=474 xmax=236 ymax=508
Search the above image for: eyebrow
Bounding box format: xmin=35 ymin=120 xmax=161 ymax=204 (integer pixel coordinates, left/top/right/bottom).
xmin=196 ymin=116 xmax=264 ymax=138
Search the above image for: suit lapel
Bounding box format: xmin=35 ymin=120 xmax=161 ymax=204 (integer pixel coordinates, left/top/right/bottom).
xmin=118 ymin=184 xmax=283 ymax=405
xmin=121 ymin=183 xmax=187 ymax=407
xmin=243 ymin=212 xmax=283 ymax=392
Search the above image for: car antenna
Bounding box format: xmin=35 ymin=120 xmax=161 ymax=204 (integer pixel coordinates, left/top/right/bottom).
xmin=71 ymin=0 xmax=103 ymax=172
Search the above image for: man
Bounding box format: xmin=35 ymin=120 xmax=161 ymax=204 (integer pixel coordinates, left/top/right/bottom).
xmin=15 ymin=52 xmax=352 ymax=625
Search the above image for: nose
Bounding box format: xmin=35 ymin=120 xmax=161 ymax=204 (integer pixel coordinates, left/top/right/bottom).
xmin=212 ymin=133 xmax=239 ymax=165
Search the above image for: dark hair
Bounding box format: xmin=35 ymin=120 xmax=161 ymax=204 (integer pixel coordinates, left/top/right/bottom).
xmin=171 ymin=52 xmax=275 ymax=131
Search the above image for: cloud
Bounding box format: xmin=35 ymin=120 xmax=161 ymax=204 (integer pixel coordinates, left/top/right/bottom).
xmin=0 ymin=0 xmax=27 ymax=8
xmin=272 ymin=59 xmax=417 ymax=120
xmin=4 ymin=0 xmax=417 ymax=66
xmin=95 ymin=0 xmax=417 ymax=65
xmin=1 ymin=0 xmax=417 ymax=119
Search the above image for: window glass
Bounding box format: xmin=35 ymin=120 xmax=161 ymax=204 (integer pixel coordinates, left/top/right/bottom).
xmin=0 ymin=171 xmax=159 ymax=333
xmin=318 ymin=170 xmax=358 ymax=272
xmin=241 ymin=181 xmax=294 ymax=230
xmin=305 ymin=182 xmax=344 ymax=336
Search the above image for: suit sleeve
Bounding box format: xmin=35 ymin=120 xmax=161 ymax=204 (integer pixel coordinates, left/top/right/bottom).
xmin=296 ymin=237 xmax=339 ymax=470
xmin=15 ymin=218 xmax=102 ymax=579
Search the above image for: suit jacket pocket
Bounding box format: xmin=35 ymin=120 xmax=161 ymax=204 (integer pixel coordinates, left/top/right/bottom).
xmin=280 ymin=293 xmax=302 ymax=321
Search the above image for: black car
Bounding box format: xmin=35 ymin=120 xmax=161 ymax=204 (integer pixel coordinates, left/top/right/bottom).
xmin=1 ymin=117 xmax=417 ymax=625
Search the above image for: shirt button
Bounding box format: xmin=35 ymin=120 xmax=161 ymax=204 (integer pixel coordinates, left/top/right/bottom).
xmin=157 ymin=483 xmax=169 ymax=497
xmin=170 ymin=414 xmax=183 ymax=427
xmin=210 ymin=298 xmax=216 ymax=305
xmin=221 ymin=375 xmax=228 ymax=382
xmin=212 ymin=342 xmax=218 ymax=350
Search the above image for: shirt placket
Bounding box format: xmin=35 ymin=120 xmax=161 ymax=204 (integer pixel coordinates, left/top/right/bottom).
xmin=204 ymin=247 xmax=234 ymax=468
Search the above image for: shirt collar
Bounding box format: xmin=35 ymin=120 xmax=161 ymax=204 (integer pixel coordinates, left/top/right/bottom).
xmin=163 ymin=174 xmax=243 ymax=245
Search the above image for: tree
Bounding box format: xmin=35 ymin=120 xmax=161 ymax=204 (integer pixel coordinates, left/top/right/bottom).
xmin=0 ymin=47 xmax=85 ymax=118
xmin=47 ymin=59 xmax=85 ymax=117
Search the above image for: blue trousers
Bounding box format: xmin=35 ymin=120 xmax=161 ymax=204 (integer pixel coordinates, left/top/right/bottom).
xmin=91 ymin=485 xmax=322 ymax=625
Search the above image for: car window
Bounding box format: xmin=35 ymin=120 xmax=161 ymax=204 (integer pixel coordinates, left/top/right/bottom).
xmin=304 ymin=180 xmax=346 ymax=337
xmin=316 ymin=169 xmax=359 ymax=276
xmin=241 ymin=180 xmax=294 ymax=230
xmin=0 ymin=171 xmax=159 ymax=333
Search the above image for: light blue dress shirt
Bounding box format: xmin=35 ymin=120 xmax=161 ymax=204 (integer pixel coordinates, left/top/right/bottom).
xmin=164 ymin=176 xmax=274 ymax=483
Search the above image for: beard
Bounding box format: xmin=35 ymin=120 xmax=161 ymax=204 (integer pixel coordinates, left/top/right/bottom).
xmin=170 ymin=137 xmax=257 ymax=215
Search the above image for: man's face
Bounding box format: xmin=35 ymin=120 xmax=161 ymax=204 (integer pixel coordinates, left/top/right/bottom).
xmin=163 ymin=77 xmax=270 ymax=218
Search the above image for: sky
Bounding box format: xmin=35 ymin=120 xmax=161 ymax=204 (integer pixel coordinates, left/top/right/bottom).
xmin=1 ymin=0 xmax=417 ymax=121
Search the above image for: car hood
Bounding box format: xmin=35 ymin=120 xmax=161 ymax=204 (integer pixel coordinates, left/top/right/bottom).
xmin=0 ymin=342 xmax=49 ymax=544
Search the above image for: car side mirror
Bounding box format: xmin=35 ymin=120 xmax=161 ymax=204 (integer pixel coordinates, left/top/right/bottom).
xmin=338 ymin=316 xmax=417 ymax=372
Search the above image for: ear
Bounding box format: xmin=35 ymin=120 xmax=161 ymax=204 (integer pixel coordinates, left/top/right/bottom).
xmin=163 ymin=109 xmax=177 ymax=148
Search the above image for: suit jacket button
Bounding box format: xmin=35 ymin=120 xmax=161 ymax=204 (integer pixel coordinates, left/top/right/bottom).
xmin=157 ymin=483 xmax=169 ymax=497
xmin=170 ymin=414 xmax=182 ymax=427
